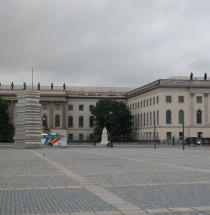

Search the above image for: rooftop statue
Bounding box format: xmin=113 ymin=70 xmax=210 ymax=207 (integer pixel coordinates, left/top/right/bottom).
xmin=204 ymin=73 xmax=207 ymax=80
xmin=23 ymin=82 xmax=26 ymax=90
xmin=190 ymin=73 xmax=193 ymax=80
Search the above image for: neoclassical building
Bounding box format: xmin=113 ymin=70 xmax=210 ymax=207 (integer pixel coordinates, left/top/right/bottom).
xmin=1 ymin=76 xmax=210 ymax=144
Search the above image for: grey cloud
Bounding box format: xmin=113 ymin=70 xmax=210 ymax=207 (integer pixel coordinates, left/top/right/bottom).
xmin=1 ymin=0 xmax=210 ymax=87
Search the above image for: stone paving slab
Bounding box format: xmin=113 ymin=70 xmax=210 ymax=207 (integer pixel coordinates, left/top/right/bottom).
xmin=0 ymin=188 xmax=115 ymax=215
xmin=0 ymin=174 xmax=79 ymax=189
xmin=105 ymin=184 xmax=210 ymax=209
xmin=0 ymin=147 xmax=210 ymax=214
xmin=152 ymin=212 xmax=210 ymax=215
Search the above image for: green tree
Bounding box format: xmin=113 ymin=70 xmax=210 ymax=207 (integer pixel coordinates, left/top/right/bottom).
xmin=91 ymin=99 xmax=133 ymax=141
xmin=0 ymin=98 xmax=15 ymax=142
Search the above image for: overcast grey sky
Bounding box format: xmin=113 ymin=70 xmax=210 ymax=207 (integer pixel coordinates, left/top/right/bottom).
xmin=1 ymin=0 xmax=210 ymax=87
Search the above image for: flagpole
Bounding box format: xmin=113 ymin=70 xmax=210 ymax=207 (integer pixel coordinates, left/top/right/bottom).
xmin=32 ymin=67 xmax=33 ymax=90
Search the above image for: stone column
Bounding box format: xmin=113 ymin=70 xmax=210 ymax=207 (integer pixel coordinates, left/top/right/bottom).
xmin=50 ymin=101 xmax=54 ymax=129
xmin=190 ymin=93 xmax=195 ymax=126
xmin=14 ymin=90 xmax=42 ymax=149
xmin=204 ymin=93 xmax=209 ymax=126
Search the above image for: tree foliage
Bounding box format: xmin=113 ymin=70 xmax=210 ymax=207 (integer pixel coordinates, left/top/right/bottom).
xmin=91 ymin=99 xmax=133 ymax=140
xmin=0 ymin=98 xmax=15 ymax=142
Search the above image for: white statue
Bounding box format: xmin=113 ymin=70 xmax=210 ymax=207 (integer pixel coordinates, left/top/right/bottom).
xmin=100 ymin=127 xmax=108 ymax=145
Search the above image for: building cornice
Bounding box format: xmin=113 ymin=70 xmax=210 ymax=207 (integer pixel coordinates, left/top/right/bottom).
xmin=126 ymin=78 xmax=210 ymax=98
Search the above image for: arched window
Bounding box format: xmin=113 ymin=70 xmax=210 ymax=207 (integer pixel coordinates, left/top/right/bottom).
xmin=79 ymin=116 xmax=84 ymax=127
xmin=135 ymin=114 xmax=138 ymax=128
xmin=179 ymin=110 xmax=184 ymax=124
xmin=153 ymin=111 xmax=155 ymax=126
xmin=197 ymin=110 xmax=202 ymax=124
xmin=150 ymin=112 xmax=152 ymax=126
xmin=140 ymin=113 xmax=142 ymax=127
xmin=42 ymin=114 xmax=48 ymax=127
xmin=166 ymin=110 xmax=171 ymax=124
xmin=89 ymin=116 xmax=94 ymax=127
xmin=55 ymin=114 xmax=60 ymax=127
xmin=68 ymin=116 xmax=73 ymax=127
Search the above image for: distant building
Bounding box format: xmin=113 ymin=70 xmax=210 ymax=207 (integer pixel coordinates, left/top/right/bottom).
xmin=1 ymin=76 xmax=210 ymax=144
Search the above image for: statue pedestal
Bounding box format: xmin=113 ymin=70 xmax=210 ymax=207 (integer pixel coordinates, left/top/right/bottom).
xmin=100 ymin=127 xmax=108 ymax=145
xmin=14 ymin=90 xmax=42 ymax=149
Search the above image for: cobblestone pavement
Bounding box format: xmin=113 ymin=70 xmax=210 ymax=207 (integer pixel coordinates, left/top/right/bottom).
xmin=0 ymin=146 xmax=210 ymax=214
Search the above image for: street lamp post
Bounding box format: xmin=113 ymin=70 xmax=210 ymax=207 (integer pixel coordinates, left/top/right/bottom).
xmin=109 ymin=111 xmax=114 ymax=147
xmin=93 ymin=116 xmax=96 ymax=146
xmin=182 ymin=117 xmax=185 ymax=150
xmin=154 ymin=117 xmax=156 ymax=149
xmin=180 ymin=111 xmax=185 ymax=150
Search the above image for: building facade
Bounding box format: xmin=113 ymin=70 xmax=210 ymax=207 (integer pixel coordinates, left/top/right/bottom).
xmin=1 ymin=76 xmax=210 ymax=144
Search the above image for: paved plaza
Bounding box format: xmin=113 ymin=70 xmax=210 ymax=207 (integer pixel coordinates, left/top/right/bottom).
xmin=0 ymin=145 xmax=210 ymax=215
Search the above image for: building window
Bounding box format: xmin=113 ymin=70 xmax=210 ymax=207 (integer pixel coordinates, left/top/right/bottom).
xmin=138 ymin=102 xmax=139 ymax=109
xmin=68 ymin=116 xmax=73 ymax=127
xmin=55 ymin=104 xmax=60 ymax=110
xmin=42 ymin=104 xmax=48 ymax=110
xmin=141 ymin=101 xmax=142 ymax=108
xmin=153 ymin=111 xmax=155 ymax=126
xmin=68 ymin=133 xmax=73 ymax=140
xmin=135 ymin=103 xmax=137 ymax=109
xmin=55 ymin=114 xmax=60 ymax=127
xmin=79 ymin=116 xmax=84 ymax=127
xmin=147 ymin=100 xmax=148 ymax=106
xmin=157 ymin=110 xmax=159 ymax=125
xmin=140 ymin=113 xmax=142 ymax=127
xmin=79 ymin=105 xmax=84 ymax=111
xmin=89 ymin=116 xmax=94 ymax=127
xmin=68 ymin=105 xmax=73 ymax=110
xmin=79 ymin=133 xmax=83 ymax=140
xmin=144 ymin=113 xmax=145 ymax=126
xmin=166 ymin=96 xmax=172 ymax=103
xmin=179 ymin=110 xmax=184 ymax=124
xmin=153 ymin=97 xmax=155 ymax=105
xmin=147 ymin=112 xmax=149 ymax=126
xmin=197 ymin=110 xmax=202 ymax=124
xmin=166 ymin=132 xmax=172 ymax=140
xmin=89 ymin=105 xmax=94 ymax=112
xmin=150 ymin=112 xmax=152 ymax=126
xmin=138 ymin=114 xmax=139 ymax=127
xmin=178 ymin=96 xmax=184 ymax=103
xmin=166 ymin=110 xmax=171 ymax=124
xmin=150 ymin=98 xmax=152 ymax=105
xmin=157 ymin=96 xmax=159 ymax=104
xmin=42 ymin=114 xmax=48 ymax=127
xmin=144 ymin=100 xmax=145 ymax=107
xmin=196 ymin=96 xmax=202 ymax=103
